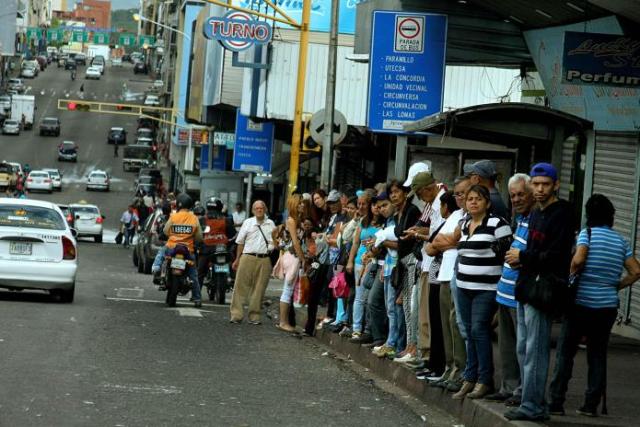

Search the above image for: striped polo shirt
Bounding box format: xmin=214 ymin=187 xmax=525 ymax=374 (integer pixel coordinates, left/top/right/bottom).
xmin=496 ymin=214 xmax=530 ymax=308
xmin=575 ymin=226 xmax=632 ymax=309
xmin=457 ymin=214 xmax=513 ymax=291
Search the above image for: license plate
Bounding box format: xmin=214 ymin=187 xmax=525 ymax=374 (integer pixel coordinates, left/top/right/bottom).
xmin=171 ymin=258 xmax=186 ymax=270
xmin=10 ymin=241 xmax=32 ymax=255
xmin=214 ymin=264 xmax=229 ymax=273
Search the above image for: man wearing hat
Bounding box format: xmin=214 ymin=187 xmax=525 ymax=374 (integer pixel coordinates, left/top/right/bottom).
xmin=465 ymin=160 xmax=510 ymax=221
xmin=503 ymin=163 xmax=575 ymax=422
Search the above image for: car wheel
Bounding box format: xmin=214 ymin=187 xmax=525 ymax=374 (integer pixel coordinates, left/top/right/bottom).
xmin=137 ymin=253 xmax=144 ymax=273
xmin=94 ymin=234 xmax=102 ymax=243
xmin=143 ymin=257 xmax=152 ymax=275
xmin=48 ymin=189 xmax=53 ymax=194
xmin=133 ymin=247 xmax=139 ymax=267
xmin=52 ymin=285 xmax=74 ymax=303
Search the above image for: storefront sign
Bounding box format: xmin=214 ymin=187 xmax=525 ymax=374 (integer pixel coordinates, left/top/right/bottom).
xmin=177 ymin=128 xmax=208 ymax=146
xmin=203 ymin=11 xmax=272 ymax=52
xmin=72 ymin=31 xmax=89 ymax=43
xmin=26 ymin=27 xmax=43 ymax=40
xmin=232 ymin=110 xmax=274 ymax=173
xmin=213 ymin=132 xmax=235 ymax=149
xmin=139 ymin=35 xmax=156 ymax=47
xmin=563 ymin=31 xmax=640 ymax=87
xmin=367 ymin=11 xmax=447 ymax=133
xmin=93 ymin=33 xmax=109 ymax=44
xmin=119 ymin=34 xmax=136 ymax=46
xmin=46 ymin=29 xmax=63 ymax=42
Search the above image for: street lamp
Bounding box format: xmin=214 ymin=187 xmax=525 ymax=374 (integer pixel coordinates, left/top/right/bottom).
xmin=132 ymin=13 xmax=190 ymax=40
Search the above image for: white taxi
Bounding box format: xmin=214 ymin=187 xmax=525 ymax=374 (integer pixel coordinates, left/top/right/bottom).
xmin=42 ymin=168 xmax=62 ymax=191
xmin=25 ymin=170 xmax=54 ymax=193
xmin=69 ymin=203 xmax=104 ymax=243
xmin=85 ymin=66 xmax=101 ymax=80
xmin=86 ymin=170 xmax=110 ymax=192
xmin=0 ymin=198 xmax=77 ymax=302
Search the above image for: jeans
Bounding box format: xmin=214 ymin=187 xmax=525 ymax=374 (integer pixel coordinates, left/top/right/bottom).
xmin=352 ymin=263 xmax=369 ymax=333
xmin=367 ymin=271 xmax=386 ymax=343
xmin=516 ymin=302 xmax=553 ymax=418
xmin=456 ymin=287 xmax=497 ymax=385
xmin=549 ymin=305 xmax=617 ymax=410
xmin=383 ymin=275 xmax=399 ymax=349
xmin=152 ymin=245 xmax=167 ymax=272
xmin=450 ymin=274 xmax=467 ymax=339
xmin=440 ymin=282 xmax=467 ymax=382
xmin=187 ymin=264 xmax=201 ymax=302
xmin=124 ymin=227 xmax=135 ymax=247
xmin=498 ymin=304 xmax=521 ymax=396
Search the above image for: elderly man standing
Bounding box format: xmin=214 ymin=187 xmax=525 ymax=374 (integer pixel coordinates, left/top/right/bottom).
xmin=229 ymin=200 xmax=276 ymax=325
xmin=484 ymin=173 xmax=534 ymax=406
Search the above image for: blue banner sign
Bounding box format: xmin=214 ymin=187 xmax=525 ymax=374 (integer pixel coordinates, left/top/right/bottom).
xmin=204 ymin=10 xmax=272 ymax=52
xmin=563 ymin=31 xmax=640 ymax=87
xmin=232 ymin=110 xmax=274 ymax=173
xmin=367 ymin=11 xmax=447 ymax=133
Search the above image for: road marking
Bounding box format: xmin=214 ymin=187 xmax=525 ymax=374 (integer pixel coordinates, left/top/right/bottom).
xmin=169 ymin=307 xmax=213 ymax=317
xmin=105 ymin=296 xmax=228 ymax=308
xmin=102 ymin=383 xmax=181 ymax=395
xmin=116 ymin=288 xmax=144 ymax=298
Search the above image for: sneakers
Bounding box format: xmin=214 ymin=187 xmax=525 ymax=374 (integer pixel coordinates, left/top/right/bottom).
xmin=372 ymin=344 xmax=395 ymax=358
xmin=338 ymin=326 xmax=353 ymax=338
xmin=393 ymin=352 xmax=419 ymax=364
xmin=350 ymin=332 xmax=373 ymax=344
xmin=248 ymin=320 xmax=262 ymax=325
xmin=445 ymin=378 xmax=464 ymax=393
xmin=483 ymin=391 xmax=512 ymax=402
xmin=504 ymin=409 xmax=549 ymax=422
xmin=430 ymin=378 xmax=449 ymax=389
xmin=415 ymin=370 xmax=439 ymax=381
xmin=576 ymin=405 xmax=597 ymax=417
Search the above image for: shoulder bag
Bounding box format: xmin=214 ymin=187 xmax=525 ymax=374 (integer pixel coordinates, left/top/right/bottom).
xmin=257 ymin=223 xmax=278 ymax=266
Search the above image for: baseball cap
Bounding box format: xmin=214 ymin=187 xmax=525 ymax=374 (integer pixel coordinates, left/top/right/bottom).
xmin=326 ymin=189 xmax=342 ymax=203
xmin=530 ymin=162 xmax=558 ymax=182
xmin=374 ymin=191 xmax=389 ymax=202
xmin=464 ymin=160 xmax=497 ymax=179
xmin=408 ymin=172 xmax=435 ymax=197
xmin=403 ymin=162 xmax=431 ymax=187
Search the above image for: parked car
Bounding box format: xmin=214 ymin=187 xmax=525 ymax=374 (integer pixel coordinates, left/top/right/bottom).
xmin=69 ymin=203 xmax=104 ymax=243
xmin=22 ymin=60 xmax=39 ymax=75
xmin=0 ymin=95 xmax=11 ymax=112
xmin=8 ymin=78 xmax=25 ymax=93
xmin=57 ymin=204 xmax=75 ymax=228
xmin=134 ymin=175 xmax=157 ymax=195
xmin=74 ymin=53 xmax=87 ymax=65
xmin=21 ymin=66 xmax=36 ymax=79
xmin=64 ymin=59 xmax=77 ymax=71
xmin=7 ymin=162 xmax=23 ymax=177
xmin=91 ymin=57 xmax=105 ymax=74
xmin=85 ymin=66 xmax=101 ymax=80
xmin=39 ymin=117 xmax=61 ymax=136
xmin=107 ymin=127 xmax=127 ymax=145
xmin=86 ymin=170 xmax=110 ymax=192
xmin=133 ymin=208 xmax=165 ymax=274
xmin=42 ymin=168 xmax=62 ymax=191
xmin=133 ymin=62 xmax=148 ymax=74
xmin=143 ymin=95 xmax=160 ymax=106
xmin=135 ymin=137 xmax=154 ymax=147
xmin=2 ymin=119 xmax=20 ymax=135
xmin=111 ymin=57 xmax=123 ymax=67
xmin=121 ymin=54 xmax=131 ymax=62
xmin=25 ymin=170 xmax=53 ymax=193
xmin=0 ymin=198 xmax=78 ymax=302
xmin=136 ymin=127 xmax=156 ymax=139
xmin=58 ymin=141 xmax=78 ymax=162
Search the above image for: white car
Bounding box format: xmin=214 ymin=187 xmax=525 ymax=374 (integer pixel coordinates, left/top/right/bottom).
xmin=86 ymin=170 xmax=110 ymax=192
xmin=69 ymin=203 xmax=103 ymax=243
xmin=2 ymin=120 xmax=20 ymax=135
xmin=21 ymin=66 xmax=36 ymax=78
xmin=111 ymin=58 xmax=123 ymax=67
xmin=85 ymin=66 xmax=101 ymax=80
xmin=7 ymin=162 xmax=23 ymax=177
xmin=7 ymin=78 xmax=25 ymax=93
xmin=0 ymin=198 xmax=78 ymax=302
xmin=42 ymin=168 xmax=62 ymax=191
xmin=0 ymin=95 xmax=11 ymax=111
xmin=144 ymin=95 xmax=160 ymax=106
xmin=26 ymin=170 xmax=53 ymax=193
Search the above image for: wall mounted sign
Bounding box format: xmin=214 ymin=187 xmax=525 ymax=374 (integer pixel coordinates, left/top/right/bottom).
xmin=203 ymin=10 xmax=272 ymax=52
xmin=563 ymin=31 xmax=640 ymax=87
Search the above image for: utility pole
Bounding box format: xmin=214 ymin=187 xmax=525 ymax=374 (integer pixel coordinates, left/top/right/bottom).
xmin=320 ymin=0 xmax=339 ymax=191
xmin=286 ymin=0 xmax=311 ymax=195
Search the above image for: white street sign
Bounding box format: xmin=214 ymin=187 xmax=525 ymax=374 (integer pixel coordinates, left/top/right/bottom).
xmin=309 ymin=109 xmax=348 ymax=145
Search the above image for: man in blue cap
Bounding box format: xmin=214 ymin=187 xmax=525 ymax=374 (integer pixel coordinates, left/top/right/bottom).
xmin=503 ymin=162 xmax=575 ymax=422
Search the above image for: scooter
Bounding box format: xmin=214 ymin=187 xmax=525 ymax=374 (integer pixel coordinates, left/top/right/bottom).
xmin=203 ymin=243 xmax=232 ymax=304
xmin=160 ymin=244 xmax=194 ymax=307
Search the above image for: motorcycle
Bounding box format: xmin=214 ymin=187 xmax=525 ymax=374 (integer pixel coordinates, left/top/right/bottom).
xmin=160 ymin=244 xmax=194 ymax=307
xmin=203 ymin=243 xmax=232 ymax=304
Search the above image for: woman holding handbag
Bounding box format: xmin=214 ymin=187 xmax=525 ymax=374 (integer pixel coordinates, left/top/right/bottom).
xmin=276 ymin=194 xmax=307 ymax=332
xmin=549 ymin=194 xmax=640 ymax=417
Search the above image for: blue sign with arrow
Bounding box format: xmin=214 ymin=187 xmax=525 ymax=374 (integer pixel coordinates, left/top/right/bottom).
xmin=232 ymin=109 xmax=274 ymax=173
xmin=367 ymin=11 xmax=447 ymax=133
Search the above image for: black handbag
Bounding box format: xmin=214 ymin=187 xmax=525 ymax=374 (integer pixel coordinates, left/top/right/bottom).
xmin=515 ymin=273 xmax=569 ymax=315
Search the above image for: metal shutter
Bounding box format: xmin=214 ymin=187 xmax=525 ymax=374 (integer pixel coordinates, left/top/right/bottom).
xmin=558 ymin=137 xmax=577 ymax=202
xmin=592 ymin=131 xmax=639 ymax=332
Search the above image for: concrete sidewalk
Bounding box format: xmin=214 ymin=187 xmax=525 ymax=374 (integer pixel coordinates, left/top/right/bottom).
xmin=311 ymin=320 xmax=640 ymax=427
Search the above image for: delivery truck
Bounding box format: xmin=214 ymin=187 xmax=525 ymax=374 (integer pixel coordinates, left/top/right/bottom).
xmin=10 ymin=94 xmax=35 ymax=130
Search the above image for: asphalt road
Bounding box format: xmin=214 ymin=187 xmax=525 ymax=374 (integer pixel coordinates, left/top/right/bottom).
xmin=0 ymin=63 xmax=455 ymax=426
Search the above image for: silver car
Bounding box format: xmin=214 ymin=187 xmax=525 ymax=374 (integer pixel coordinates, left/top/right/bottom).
xmin=0 ymin=198 xmax=78 ymax=302
xmin=2 ymin=119 xmax=20 ymax=135
xmin=42 ymin=168 xmax=62 ymax=191
xmin=86 ymin=170 xmax=110 ymax=192
xmin=69 ymin=203 xmax=104 ymax=243
xmin=8 ymin=78 xmax=25 ymax=93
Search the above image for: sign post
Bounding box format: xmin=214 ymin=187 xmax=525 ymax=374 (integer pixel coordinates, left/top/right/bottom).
xmin=367 ymin=12 xmax=447 ymax=133
xmin=232 ymin=109 xmax=275 ymax=173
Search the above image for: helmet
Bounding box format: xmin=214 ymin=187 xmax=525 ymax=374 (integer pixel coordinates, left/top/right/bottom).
xmin=176 ymin=193 xmax=193 ymax=210
xmin=193 ymin=205 xmax=205 ymax=216
xmin=205 ymin=197 xmax=223 ymax=212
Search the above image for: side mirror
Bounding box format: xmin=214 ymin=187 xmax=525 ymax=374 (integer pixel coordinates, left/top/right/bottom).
xmin=70 ymin=228 xmax=78 ymax=237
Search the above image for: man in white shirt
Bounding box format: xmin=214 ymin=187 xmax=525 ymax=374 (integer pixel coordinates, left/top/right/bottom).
xmin=232 ymin=202 xmax=247 ymax=233
xmin=229 ymin=200 xmax=276 ymax=324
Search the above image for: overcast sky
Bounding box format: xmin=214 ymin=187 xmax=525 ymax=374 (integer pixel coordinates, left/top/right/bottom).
xmin=111 ymin=0 xmax=139 ymax=10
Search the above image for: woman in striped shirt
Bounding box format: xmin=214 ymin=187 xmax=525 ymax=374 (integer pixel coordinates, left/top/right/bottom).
xmin=453 ymin=185 xmax=513 ymax=400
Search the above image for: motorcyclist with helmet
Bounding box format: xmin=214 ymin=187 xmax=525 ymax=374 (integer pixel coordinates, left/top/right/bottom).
xmin=197 ymin=197 xmax=236 ymax=287
xmin=151 ymin=193 xmax=204 ymax=307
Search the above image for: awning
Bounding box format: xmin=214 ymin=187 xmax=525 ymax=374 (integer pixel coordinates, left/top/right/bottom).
xmin=404 ymin=102 xmax=593 ymax=147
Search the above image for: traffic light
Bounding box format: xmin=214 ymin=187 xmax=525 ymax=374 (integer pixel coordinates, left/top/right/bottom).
xmin=301 ymin=120 xmax=320 ymax=152
xmin=67 ymin=102 xmax=91 ymax=112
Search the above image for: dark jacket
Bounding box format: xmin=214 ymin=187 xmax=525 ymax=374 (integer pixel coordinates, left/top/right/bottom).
xmin=517 ymin=199 xmax=575 ymax=286
xmin=394 ymin=200 xmax=421 ymax=259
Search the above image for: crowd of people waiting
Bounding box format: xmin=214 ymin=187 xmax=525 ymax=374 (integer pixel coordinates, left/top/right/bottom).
xmin=228 ymin=159 xmax=640 ymax=422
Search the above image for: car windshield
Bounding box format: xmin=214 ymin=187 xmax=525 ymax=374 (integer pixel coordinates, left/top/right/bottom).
xmin=5 ymin=121 xmax=18 ymax=126
xmin=30 ymin=172 xmax=48 ymax=178
xmin=62 ymin=143 xmax=75 ymax=149
xmin=72 ymin=206 xmax=99 ymax=215
xmin=43 ymin=118 xmax=58 ymax=124
xmin=45 ymin=170 xmax=60 ymax=178
xmin=0 ymin=205 xmax=65 ymax=230
xmin=0 ymin=164 xmax=12 ymax=173
xmin=91 ymin=173 xmax=107 ymax=179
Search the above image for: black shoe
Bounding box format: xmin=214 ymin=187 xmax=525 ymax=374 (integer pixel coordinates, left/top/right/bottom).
xmin=549 ymin=402 xmax=565 ymax=416
xmin=576 ymin=405 xmax=598 ymax=417
xmin=504 ymin=409 xmax=549 ymax=422
xmin=445 ymin=378 xmax=463 ymax=393
xmin=350 ymin=333 xmax=373 ymax=344
xmin=430 ymin=378 xmax=448 ymax=389
xmin=329 ymin=323 xmax=344 ymax=333
xmin=484 ymin=392 xmax=512 ymax=402
xmin=194 ymin=301 xmax=202 ymax=308
xmin=504 ymin=395 xmax=521 ymax=407
xmin=362 ymin=339 xmax=385 ymax=349
xmin=415 ymin=369 xmax=437 ymax=380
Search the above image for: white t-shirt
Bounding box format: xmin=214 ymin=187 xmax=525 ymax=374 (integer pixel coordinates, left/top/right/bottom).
xmin=436 ymin=209 xmax=465 ymax=283
xmin=421 ymin=188 xmax=446 ymax=273
xmin=232 ymin=210 xmax=247 ymax=231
